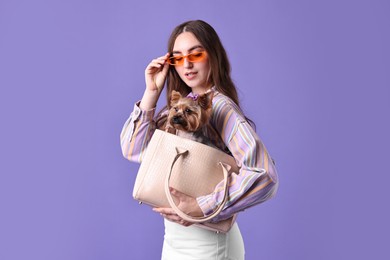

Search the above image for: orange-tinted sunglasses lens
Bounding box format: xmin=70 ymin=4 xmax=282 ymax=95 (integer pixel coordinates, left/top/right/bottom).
xmin=167 ymin=51 xmax=207 ymax=66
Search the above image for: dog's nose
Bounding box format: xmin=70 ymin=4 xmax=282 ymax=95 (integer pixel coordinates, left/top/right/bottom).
xmin=172 ymin=116 xmax=182 ymax=124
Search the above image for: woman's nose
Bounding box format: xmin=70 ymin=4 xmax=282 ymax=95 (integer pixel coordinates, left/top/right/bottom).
xmin=183 ymin=57 xmax=193 ymax=68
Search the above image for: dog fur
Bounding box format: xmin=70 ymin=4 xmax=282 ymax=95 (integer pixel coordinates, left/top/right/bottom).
xmin=163 ymin=90 xmax=217 ymax=146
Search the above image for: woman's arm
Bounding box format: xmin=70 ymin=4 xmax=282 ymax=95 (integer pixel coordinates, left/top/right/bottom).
xmin=197 ymin=95 xmax=279 ymax=222
xmin=120 ymin=102 xmax=157 ymax=163
xmin=120 ymin=53 xmax=170 ymax=163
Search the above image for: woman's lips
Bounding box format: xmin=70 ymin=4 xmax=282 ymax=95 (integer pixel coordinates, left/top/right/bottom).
xmin=185 ymin=71 xmax=197 ymax=80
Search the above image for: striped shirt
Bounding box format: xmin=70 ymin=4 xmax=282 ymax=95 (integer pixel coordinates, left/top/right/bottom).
xmin=120 ymin=89 xmax=278 ymax=222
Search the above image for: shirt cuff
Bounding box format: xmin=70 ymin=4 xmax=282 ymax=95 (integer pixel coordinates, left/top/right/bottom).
xmin=196 ymin=194 xmax=217 ymax=216
xmin=133 ymin=101 xmax=156 ymax=122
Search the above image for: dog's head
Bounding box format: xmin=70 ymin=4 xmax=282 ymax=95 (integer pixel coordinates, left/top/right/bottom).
xmin=167 ymin=90 xmax=213 ymax=132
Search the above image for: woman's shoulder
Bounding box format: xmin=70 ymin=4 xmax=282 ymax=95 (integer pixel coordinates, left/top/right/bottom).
xmin=211 ymin=90 xmax=246 ymax=121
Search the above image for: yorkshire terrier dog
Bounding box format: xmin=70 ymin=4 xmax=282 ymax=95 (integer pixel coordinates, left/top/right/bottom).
xmin=163 ymin=90 xmax=217 ymax=146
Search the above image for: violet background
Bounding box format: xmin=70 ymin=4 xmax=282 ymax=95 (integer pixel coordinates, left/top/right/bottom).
xmin=1 ymin=0 xmax=389 ymax=259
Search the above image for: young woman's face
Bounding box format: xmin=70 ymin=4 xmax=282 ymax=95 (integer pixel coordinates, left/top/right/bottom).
xmin=172 ymin=32 xmax=211 ymax=94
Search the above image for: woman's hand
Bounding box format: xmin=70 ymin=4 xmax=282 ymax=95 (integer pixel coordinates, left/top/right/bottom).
xmin=153 ymin=188 xmax=204 ymax=227
xmin=153 ymin=207 xmax=194 ymax=227
xmin=140 ymin=53 xmax=170 ymax=110
xmin=145 ymin=53 xmax=170 ymax=94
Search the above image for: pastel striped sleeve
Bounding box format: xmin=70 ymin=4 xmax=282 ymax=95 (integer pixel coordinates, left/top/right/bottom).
xmin=196 ymin=95 xmax=279 ymax=222
xmin=120 ymin=101 xmax=157 ymax=163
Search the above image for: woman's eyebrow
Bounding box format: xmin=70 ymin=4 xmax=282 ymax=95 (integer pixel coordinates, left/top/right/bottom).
xmin=172 ymin=45 xmax=204 ymax=54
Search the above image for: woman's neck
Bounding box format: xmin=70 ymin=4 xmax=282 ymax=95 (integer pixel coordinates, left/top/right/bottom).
xmin=191 ymin=83 xmax=213 ymax=95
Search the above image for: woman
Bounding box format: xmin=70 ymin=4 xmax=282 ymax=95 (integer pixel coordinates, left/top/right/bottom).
xmin=120 ymin=20 xmax=278 ymax=260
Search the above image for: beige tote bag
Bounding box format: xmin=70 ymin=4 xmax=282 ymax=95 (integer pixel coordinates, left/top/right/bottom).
xmin=133 ymin=129 xmax=238 ymax=233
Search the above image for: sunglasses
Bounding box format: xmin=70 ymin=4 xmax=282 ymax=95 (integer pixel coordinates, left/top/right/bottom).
xmin=167 ymin=51 xmax=207 ymax=66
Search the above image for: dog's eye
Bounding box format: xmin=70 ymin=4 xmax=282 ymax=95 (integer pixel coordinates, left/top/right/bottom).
xmin=185 ymin=108 xmax=192 ymax=113
xmin=173 ymin=107 xmax=178 ymax=112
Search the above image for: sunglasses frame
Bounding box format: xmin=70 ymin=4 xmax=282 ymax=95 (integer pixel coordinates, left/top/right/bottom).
xmin=167 ymin=51 xmax=207 ymax=66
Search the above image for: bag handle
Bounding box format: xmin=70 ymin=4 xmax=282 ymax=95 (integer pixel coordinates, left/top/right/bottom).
xmin=164 ymin=147 xmax=231 ymax=223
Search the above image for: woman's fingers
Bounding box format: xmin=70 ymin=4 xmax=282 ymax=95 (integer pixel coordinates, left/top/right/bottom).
xmin=146 ymin=61 xmax=163 ymax=71
xmin=153 ymin=207 xmax=176 ymax=215
xmin=156 ymin=53 xmax=170 ymax=61
xmin=148 ymin=54 xmax=170 ymax=68
xmin=153 ymin=207 xmax=193 ymax=227
xmin=153 ymin=207 xmax=181 ymax=222
xmin=145 ymin=53 xmax=170 ymax=91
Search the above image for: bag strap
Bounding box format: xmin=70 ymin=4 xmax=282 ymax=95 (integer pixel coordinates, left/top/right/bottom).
xmin=164 ymin=147 xmax=230 ymax=223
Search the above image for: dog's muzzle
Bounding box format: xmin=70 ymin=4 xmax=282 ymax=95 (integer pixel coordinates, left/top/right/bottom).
xmin=172 ymin=116 xmax=182 ymax=124
xmin=172 ymin=116 xmax=185 ymax=125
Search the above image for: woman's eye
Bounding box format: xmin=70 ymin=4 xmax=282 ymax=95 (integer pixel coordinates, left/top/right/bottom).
xmin=173 ymin=57 xmax=183 ymax=62
xmin=192 ymin=52 xmax=202 ymax=57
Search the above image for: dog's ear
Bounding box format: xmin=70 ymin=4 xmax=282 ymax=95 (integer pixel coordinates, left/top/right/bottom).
xmin=170 ymin=90 xmax=182 ymax=107
xmin=198 ymin=91 xmax=214 ymax=110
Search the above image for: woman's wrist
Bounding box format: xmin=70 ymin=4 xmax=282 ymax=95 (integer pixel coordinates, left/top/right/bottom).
xmin=139 ymin=88 xmax=161 ymax=110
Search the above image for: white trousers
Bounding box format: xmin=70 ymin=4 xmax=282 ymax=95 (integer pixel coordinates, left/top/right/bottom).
xmin=161 ymin=219 xmax=245 ymax=260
